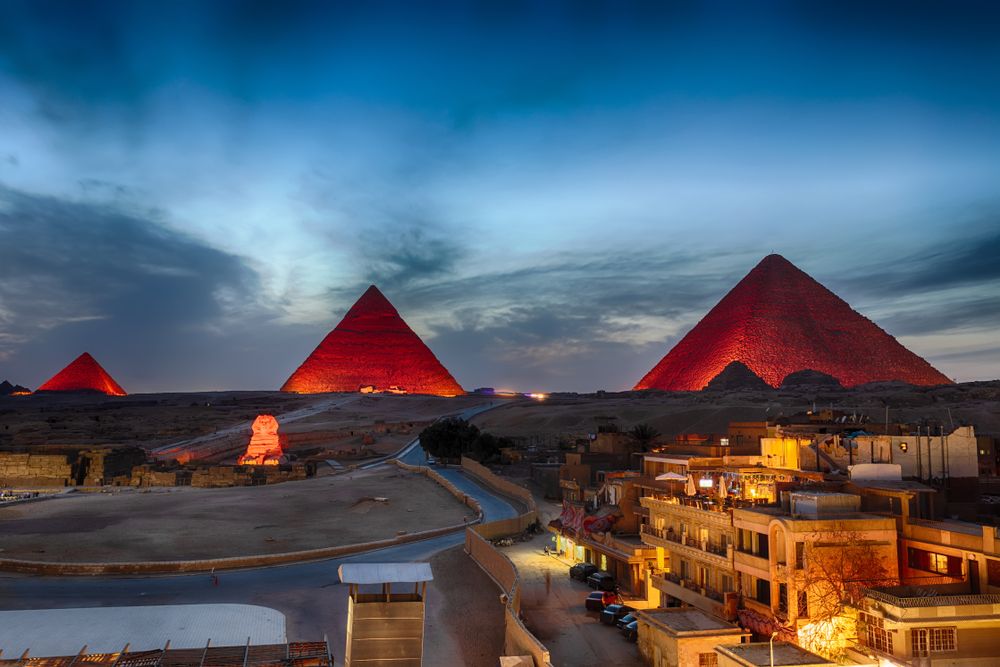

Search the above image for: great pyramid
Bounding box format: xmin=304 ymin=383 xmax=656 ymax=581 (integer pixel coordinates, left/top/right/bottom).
xmin=635 ymin=254 xmax=952 ymax=391
xmin=281 ymin=285 xmax=464 ymax=396
xmin=36 ymin=352 xmax=127 ymax=396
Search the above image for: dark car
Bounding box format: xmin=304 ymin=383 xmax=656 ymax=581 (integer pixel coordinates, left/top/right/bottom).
xmin=585 ymin=591 xmax=605 ymax=612
xmin=616 ymin=612 xmax=638 ymax=630
xmin=622 ymin=619 xmax=639 ymax=642
xmin=569 ymin=563 xmax=599 ymax=581
xmin=586 ymin=571 xmax=616 ymax=591
xmin=600 ymin=604 xmax=635 ymax=625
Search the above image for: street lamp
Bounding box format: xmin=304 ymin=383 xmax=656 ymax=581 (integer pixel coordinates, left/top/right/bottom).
xmin=769 ymin=631 xmax=778 ymax=667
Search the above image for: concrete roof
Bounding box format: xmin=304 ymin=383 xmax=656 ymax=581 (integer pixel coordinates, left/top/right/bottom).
xmin=639 ymin=608 xmax=742 ymax=635
xmin=716 ymin=642 xmax=835 ymax=666
xmin=0 ymin=604 xmax=286 ymax=658
xmin=338 ymin=562 xmax=433 ymax=584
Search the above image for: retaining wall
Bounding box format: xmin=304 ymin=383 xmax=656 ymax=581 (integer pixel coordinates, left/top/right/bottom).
xmin=453 ymin=459 xmax=552 ymax=667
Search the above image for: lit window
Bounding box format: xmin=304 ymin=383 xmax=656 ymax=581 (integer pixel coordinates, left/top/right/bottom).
xmin=861 ymin=613 xmax=893 ymax=654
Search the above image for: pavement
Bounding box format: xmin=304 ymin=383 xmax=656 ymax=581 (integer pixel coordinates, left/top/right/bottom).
xmin=0 ymin=604 xmax=286 ymax=656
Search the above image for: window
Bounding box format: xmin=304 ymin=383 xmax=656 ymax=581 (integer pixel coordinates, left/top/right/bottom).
xmin=756 ymin=577 xmax=771 ymax=605
xmin=987 ymin=558 xmax=1000 ymax=587
xmin=913 ymin=628 xmax=957 ymax=656
xmin=860 ymin=613 xmax=893 ymax=654
xmin=907 ymin=548 xmax=962 ymax=576
xmin=721 ymin=574 xmax=734 ymax=593
xmin=797 ymin=590 xmax=809 ymax=618
xmin=778 ymin=583 xmax=788 ymax=613
xmin=679 ymin=559 xmax=690 ymax=580
xmin=698 ymin=653 xmax=718 ymax=667
xmin=795 ymin=542 xmax=805 ymax=569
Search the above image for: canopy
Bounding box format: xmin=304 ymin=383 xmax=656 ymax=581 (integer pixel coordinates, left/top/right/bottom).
xmin=338 ymin=562 xmax=433 ymax=584
xmin=655 ymin=472 xmax=687 ymax=482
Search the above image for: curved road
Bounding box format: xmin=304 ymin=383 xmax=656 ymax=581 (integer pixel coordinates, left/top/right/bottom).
xmin=0 ymin=399 xmax=517 ymax=659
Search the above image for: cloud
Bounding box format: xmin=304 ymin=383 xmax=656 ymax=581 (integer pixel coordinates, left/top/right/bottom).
xmin=0 ymin=183 xmax=311 ymax=389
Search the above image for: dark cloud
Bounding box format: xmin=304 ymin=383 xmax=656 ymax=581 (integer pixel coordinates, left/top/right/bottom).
xmin=0 ymin=184 xmax=320 ymax=390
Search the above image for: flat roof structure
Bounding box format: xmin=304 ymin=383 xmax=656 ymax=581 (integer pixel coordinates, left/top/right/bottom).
xmin=338 ymin=562 xmax=433 ymax=585
xmin=715 ymin=642 xmax=835 ymax=667
xmin=638 ymin=608 xmax=744 ymax=636
xmin=0 ymin=605 xmax=285 ymax=658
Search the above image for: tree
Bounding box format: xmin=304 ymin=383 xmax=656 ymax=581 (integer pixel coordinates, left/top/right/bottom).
xmin=793 ymin=530 xmax=898 ymax=660
xmin=629 ymin=423 xmax=661 ymax=451
xmin=419 ymin=418 xmax=510 ymax=463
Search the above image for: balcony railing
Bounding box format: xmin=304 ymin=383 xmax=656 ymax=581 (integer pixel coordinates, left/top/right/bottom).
xmin=641 ymin=525 xmax=732 ymax=562
xmin=657 ymin=571 xmax=726 ymax=602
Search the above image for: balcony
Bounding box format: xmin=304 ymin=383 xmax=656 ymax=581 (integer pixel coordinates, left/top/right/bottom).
xmin=734 ymin=549 xmax=770 ymax=578
xmin=652 ymin=572 xmax=736 ymax=621
xmin=640 ymin=525 xmax=733 ymax=567
xmin=640 ymin=496 xmax=733 ymax=528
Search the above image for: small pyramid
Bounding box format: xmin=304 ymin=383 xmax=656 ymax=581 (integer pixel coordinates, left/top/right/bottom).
xmin=35 ymin=352 xmax=127 ymax=396
xmin=704 ymin=361 xmax=773 ymax=392
xmin=635 ymin=254 xmax=952 ymax=391
xmin=281 ymin=285 xmax=464 ymax=396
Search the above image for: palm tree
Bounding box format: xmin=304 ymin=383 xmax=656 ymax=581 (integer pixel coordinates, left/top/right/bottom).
xmin=629 ymin=423 xmax=661 ymax=451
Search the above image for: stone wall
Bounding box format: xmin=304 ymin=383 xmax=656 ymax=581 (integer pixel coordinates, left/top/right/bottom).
xmin=0 ymin=452 xmax=74 ymax=487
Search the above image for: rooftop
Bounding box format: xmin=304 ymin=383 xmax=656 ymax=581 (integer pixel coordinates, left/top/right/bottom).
xmin=716 ymin=641 xmax=835 ymax=666
xmin=867 ymin=586 xmax=1000 ymax=609
xmin=638 ymin=608 xmax=743 ymax=635
xmin=338 ymin=562 xmax=433 ymax=584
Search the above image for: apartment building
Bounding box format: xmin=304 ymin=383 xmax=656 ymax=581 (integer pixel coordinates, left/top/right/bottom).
xmin=851 ymin=585 xmax=1000 ymax=666
xmin=732 ymin=492 xmax=899 ymax=641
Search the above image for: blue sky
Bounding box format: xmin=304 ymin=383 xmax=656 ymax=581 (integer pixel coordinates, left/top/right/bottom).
xmin=1 ymin=0 xmax=998 ymax=392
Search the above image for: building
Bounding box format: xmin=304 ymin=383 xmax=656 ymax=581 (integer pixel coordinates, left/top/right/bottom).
xmin=715 ymin=642 xmax=837 ymax=667
xmin=635 ymin=607 xmax=747 ymax=667
xmin=851 ymin=585 xmax=1000 ymax=666
xmin=732 ymin=492 xmax=899 ymax=648
xmin=641 ymin=494 xmax=740 ymax=620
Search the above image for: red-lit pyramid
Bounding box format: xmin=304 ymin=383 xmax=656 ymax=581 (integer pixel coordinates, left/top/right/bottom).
xmin=281 ymin=285 xmax=464 ymax=396
xmin=36 ymin=352 xmax=127 ymax=396
xmin=635 ymin=254 xmax=952 ymax=391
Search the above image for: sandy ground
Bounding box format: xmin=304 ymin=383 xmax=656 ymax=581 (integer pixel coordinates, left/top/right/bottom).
xmin=0 ymin=392 xmax=496 ymax=452
xmin=0 ymin=466 xmax=475 ymax=562
xmin=472 ymin=382 xmax=1000 ymax=441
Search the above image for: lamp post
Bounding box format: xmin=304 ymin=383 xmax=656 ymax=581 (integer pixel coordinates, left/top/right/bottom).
xmin=770 ymin=630 xmax=778 ymax=667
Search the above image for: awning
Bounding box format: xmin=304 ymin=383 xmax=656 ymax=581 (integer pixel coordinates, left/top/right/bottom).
xmin=338 ymin=562 xmax=433 ymax=584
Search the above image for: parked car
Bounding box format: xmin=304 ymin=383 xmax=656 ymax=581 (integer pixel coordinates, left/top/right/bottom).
xmin=622 ymin=619 xmax=639 ymax=642
xmin=426 ymin=457 xmax=437 ymax=465
xmin=586 ymin=571 xmax=616 ymax=591
xmin=585 ymin=591 xmax=605 ymax=612
xmin=616 ymin=612 xmax=638 ymax=630
xmin=569 ymin=563 xmax=599 ymax=581
xmin=600 ymin=604 xmax=635 ymax=625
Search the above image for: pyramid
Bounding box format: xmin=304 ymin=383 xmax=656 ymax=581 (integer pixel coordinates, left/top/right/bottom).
xmin=36 ymin=352 xmax=127 ymax=396
xmin=635 ymin=254 xmax=952 ymax=391
xmin=281 ymin=285 xmax=464 ymax=396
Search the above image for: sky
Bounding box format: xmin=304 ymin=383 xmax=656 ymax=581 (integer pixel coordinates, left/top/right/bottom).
xmin=0 ymin=0 xmax=999 ymax=393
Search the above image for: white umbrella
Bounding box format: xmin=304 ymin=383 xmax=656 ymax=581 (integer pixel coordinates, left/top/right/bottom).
xmin=717 ymin=477 xmax=728 ymax=500
xmin=685 ymin=473 xmax=697 ymax=496
xmin=656 ymin=472 xmax=687 ymax=482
